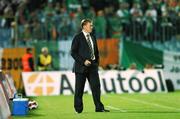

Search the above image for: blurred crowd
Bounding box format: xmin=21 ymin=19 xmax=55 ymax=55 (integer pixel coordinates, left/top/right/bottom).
xmin=0 ymin=0 xmax=180 ymax=44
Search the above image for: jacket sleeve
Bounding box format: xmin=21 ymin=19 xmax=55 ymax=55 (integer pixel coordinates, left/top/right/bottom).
xmin=91 ymin=33 xmax=99 ymax=64
xmin=71 ymin=35 xmax=85 ymax=65
xmin=28 ymin=58 xmax=34 ymax=71
xmin=95 ymin=39 xmax=100 ymax=64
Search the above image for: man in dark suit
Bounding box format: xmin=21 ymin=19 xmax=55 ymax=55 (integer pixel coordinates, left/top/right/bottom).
xmin=71 ymin=19 xmax=109 ymax=113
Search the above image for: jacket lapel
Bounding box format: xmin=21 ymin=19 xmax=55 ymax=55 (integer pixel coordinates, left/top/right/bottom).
xmin=81 ymin=32 xmax=96 ymax=52
xmin=81 ymin=32 xmax=89 ymax=48
xmin=90 ymin=34 xmax=96 ymax=51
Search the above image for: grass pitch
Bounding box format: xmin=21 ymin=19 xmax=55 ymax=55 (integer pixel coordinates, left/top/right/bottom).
xmin=13 ymin=91 xmax=180 ymax=119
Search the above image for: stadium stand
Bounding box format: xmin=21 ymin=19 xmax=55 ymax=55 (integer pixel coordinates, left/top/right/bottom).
xmin=0 ymin=0 xmax=179 ymax=44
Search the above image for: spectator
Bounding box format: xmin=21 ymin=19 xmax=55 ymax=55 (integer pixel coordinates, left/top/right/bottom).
xmin=79 ymin=0 xmax=90 ymax=14
xmin=108 ymin=12 xmax=122 ymax=38
xmin=22 ymin=48 xmax=34 ymax=72
xmin=65 ymin=0 xmax=80 ymax=12
xmin=75 ymin=7 xmax=86 ymax=32
xmin=37 ymin=47 xmax=53 ymax=71
xmin=160 ymin=9 xmax=173 ymax=42
xmin=32 ymin=19 xmax=44 ymax=41
xmin=3 ymin=5 xmax=13 ymax=18
xmin=94 ymin=10 xmax=107 ymax=39
xmin=1 ymin=0 xmax=180 ymax=47
xmin=22 ymin=24 xmax=31 ymax=45
xmin=130 ymin=3 xmax=143 ymax=22
xmin=104 ymin=5 xmax=114 ymax=38
xmin=57 ymin=6 xmax=71 ymax=40
xmin=144 ymin=63 xmax=154 ymax=69
xmin=144 ymin=5 xmax=157 ymax=41
xmin=116 ymin=2 xmax=130 ymax=39
xmin=128 ymin=63 xmax=137 ymax=69
xmin=69 ymin=12 xmax=78 ymax=37
xmin=130 ymin=2 xmax=143 ymax=41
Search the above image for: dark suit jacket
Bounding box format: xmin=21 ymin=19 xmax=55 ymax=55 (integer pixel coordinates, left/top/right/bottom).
xmin=71 ymin=32 xmax=99 ymax=73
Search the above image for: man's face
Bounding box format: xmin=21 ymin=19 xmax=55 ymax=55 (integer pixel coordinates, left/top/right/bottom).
xmin=84 ymin=22 xmax=93 ymax=33
xmin=43 ymin=51 xmax=48 ymax=56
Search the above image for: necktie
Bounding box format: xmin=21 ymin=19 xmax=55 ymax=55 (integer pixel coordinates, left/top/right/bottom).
xmin=86 ymin=34 xmax=95 ymax=60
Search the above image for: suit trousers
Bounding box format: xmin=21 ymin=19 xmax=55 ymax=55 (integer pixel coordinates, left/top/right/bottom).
xmin=74 ymin=68 xmax=104 ymax=112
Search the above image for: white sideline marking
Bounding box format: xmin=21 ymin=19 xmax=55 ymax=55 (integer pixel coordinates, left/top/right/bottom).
xmin=120 ymin=97 xmax=180 ymax=111
xmin=106 ymin=106 xmax=127 ymax=112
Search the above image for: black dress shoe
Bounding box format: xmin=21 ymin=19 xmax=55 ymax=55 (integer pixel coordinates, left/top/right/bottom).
xmin=75 ymin=111 xmax=82 ymax=114
xmin=75 ymin=110 xmax=83 ymax=114
xmin=95 ymin=109 xmax=110 ymax=112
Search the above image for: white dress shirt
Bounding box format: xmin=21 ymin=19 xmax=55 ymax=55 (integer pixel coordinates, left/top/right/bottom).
xmin=82 ymin=30 xmax=95 ymax=60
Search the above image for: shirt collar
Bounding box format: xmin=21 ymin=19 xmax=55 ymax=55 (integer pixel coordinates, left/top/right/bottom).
xmin=82 ymin=30 xmax=90 ymax=37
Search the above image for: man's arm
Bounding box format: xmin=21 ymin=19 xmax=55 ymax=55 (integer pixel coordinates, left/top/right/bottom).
xmin=28 ymin=58 xmax=34 ymax=71
xmin=92 ymin=34 xmax=99 ymax=64
xmin=96 ymin=42 xmax=100 ymax=64
xmin=71 ymin=35 xmax=85 ymax=65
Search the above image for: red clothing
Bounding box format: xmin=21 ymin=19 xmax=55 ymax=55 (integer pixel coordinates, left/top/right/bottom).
xmin=22 ymin=53 xmax=33 ymax=72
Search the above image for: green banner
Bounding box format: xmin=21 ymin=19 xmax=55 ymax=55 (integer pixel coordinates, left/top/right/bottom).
xmin=121 ymin=40 xmax=163 ymax=70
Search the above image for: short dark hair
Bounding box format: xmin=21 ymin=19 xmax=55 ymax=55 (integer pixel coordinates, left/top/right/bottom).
xmin=26 ymin=48 xmax=32 ymax=53
xmin=81 ymin=19 xmax=92 ymax=28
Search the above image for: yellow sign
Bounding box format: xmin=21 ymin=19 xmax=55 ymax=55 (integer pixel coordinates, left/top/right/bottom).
xmin=2 ymin=48 xmax=34 ymax=90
